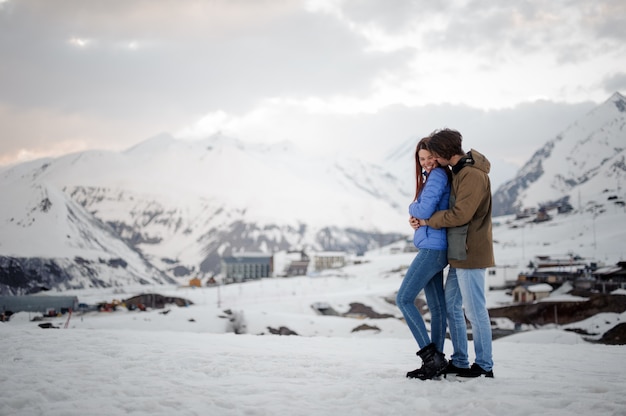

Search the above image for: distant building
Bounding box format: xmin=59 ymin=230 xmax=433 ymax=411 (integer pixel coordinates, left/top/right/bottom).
xmin=286 ymin=253 xmax=310 ymax=276
xmin=312 ymin=251 xmax=346 ymax=271
xmin=286 ymin=259 xmax=310 ymax=276
xmin=487 ymin=265 xmax=519 ymax=290
xmin=592 ymin=262 xmax=626 ymax=293
xmin=517 ymin=254 xmax=593 ymax=289
xmin=533 ymin=207 xmax=552 ymax=223
xmin=515 ymin=207 xmax=536 ymax=220
xmin=557 ymin=202 xmax=574 ymax=214
xmin=272 ymin=250 xmax=310 ymax=277
xmin=0 ymin=295 xmax=79 ymax=314
xmin=511 ymin=283 xmax=553 ymax=303
xmin=221 ymin=252 xmax=273 ymax=283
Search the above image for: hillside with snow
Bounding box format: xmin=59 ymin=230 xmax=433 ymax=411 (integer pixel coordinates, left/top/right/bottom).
xmin=493 ymin=92 xmax=626 ymax=216
xmin=0 ymin=175 xmax=174 ymax=291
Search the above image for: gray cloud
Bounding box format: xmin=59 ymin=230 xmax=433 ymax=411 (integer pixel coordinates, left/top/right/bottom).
xmin=583 ymin=1 xmax=626 ymax=40
xmin=338 ymin=0 xmax=626 ymax=64
xmin=0 ymin=0 xmax=409 ymax=116
xmin=0 ymin=0 xmax=414 ymax=164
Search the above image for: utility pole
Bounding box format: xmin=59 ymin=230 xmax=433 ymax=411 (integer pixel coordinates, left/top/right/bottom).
xmin=554 ymin=304 xmax=558 ymax=325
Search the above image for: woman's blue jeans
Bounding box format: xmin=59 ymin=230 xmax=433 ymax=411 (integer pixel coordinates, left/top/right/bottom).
xmin=445 ymin=267 xmax=493 ymax=371
xmin=396 ymin=248 xmax=448 ymax=352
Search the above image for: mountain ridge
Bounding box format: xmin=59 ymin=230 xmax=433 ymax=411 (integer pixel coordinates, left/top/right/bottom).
xmin=492 ymin=92 xmax=626 ymax=216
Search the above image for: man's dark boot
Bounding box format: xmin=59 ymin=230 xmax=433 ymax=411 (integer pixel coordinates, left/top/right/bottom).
xmin=443 ymin=361 xmax=471 ymax=378
xmin=457 ymin=362 xmax=494 ymax=378
xmin=406 ymin=343 xmax=447 ymax=380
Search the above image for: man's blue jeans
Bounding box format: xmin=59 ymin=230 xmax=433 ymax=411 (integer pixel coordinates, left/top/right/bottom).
xmin=446 ymin=267 xmax=493 ymax=371
xmin=396 ymin=248 xmax=448 ymax=352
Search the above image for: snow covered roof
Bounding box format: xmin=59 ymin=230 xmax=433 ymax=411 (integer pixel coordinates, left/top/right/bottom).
xmin=593 ymin=265 xmax=623 ymax=275
xmin=535 ymin=265 xmax=586 ymax=273
xmin=515 ymin=283 xmax=554 ymax=293
xmin=222 ymin=253 xmax=273 ymax=264
xmin=527 ymin=283 xmax=554 ymax=293
xmin=312 ymin=251 xmax=347 ymax=257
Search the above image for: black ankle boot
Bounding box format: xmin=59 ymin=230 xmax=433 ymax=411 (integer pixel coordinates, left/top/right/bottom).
xmin=457 ymin=363 xmax=494 ymax=378
xmin=406 ymin=343 xmax=447 ymax=380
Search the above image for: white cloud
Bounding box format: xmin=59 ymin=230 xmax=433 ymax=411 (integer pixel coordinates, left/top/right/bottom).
xmin=67 ymin=37 xmax=91 ymax=48
xmin=177 ymin=110 xmax=236 ymax=140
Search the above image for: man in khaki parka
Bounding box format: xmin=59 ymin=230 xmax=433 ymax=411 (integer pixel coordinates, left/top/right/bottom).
xmin=417 ymin=128 xmax=495 ymax=378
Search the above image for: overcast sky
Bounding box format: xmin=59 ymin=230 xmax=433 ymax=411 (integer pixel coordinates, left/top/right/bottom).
xmin=0 ymin=0 xmax=624 ymax=169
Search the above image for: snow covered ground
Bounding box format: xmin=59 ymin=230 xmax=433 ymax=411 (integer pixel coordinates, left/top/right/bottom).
xmin=2 ymin=249 xmax=626 ymax=416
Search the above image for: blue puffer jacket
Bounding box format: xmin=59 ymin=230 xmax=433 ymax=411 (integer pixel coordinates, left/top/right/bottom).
xmin=409 ymin=167 xmax=450 ymax=250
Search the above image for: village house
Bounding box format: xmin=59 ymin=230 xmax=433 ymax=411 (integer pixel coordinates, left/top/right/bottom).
xmin=282 ymin=250 xmax=310 ymax=277
xmin=221 ymin=252 xmax=273 ymax=283
xmin=511 ymin=283 xmax=553 ymax=303
xmin=284 ymin=252 xmax=310 ymax=277
xmin=592 ymin=262 xmax=626 ymax=293
xmin=517 ymin=254 xmax=595 ymax=290
xmin=533 ymin=207 xmax=552 ymax=223
xmin=487 ymin=264 xmax=520 ymax=290
xmin=271 ymin=250 xmax=310 ymax=277
xmin=188 ymin=277 xmax=202 ymax=287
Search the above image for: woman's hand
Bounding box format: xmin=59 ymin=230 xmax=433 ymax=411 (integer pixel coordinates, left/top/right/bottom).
xmin=409 ymin=216 xmax=420 ymax=230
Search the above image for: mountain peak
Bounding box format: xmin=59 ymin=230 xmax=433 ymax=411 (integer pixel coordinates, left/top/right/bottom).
xmin=608 ymin=91 xmax=626 ymax=112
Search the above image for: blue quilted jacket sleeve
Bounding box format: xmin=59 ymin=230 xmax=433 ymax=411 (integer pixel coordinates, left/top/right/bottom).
xmin=409 ymin=168 xmax=449 ymax=219
xmin=408 ymin=167 xmax=450 ymax=250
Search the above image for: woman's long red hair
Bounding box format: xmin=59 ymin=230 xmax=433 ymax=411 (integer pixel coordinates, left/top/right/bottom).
xmin=413 ymin=137 xmax=430 ymax=201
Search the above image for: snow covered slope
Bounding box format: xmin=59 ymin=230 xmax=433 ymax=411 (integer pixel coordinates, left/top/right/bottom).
xmin=493 ymin=92 xmax=626 ymax=215
xmin=0 ymin=169 xmax=173 ymax=294
xmin=0 ymin=133 xmax=410 ymax=292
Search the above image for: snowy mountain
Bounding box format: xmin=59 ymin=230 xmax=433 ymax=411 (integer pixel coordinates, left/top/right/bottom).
xmin=0 ymin=172 xmax=175 ymax=294
xmin=2 ymin=93 xmax=624 ymax=294
xmin=493 ymin=92 xmax=626 ymax=216
xmin=0 ymin=134 xmax=410 ymax=294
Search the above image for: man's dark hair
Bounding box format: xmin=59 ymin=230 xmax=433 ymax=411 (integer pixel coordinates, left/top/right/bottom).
xmin=427 ymin=128 xmax=464 ymax=160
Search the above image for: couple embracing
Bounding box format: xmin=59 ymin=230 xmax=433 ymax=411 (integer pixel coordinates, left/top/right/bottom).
xmin=396 ymin=128 xmax=495 ymax=380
